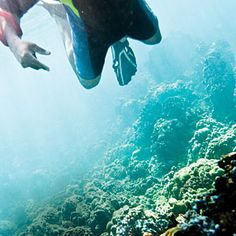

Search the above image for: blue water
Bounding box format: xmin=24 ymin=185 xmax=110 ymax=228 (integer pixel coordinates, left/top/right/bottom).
xmin=0 ymin=0 xmax=235 ymax=235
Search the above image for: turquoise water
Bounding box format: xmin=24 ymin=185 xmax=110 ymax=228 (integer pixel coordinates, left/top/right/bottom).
xmin=0 ymin=1 xmax=235 ymax=235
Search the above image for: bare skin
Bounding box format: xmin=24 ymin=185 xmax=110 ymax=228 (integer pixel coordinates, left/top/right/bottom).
xmin=6 ymin=25 xmax=51 ymax=71
xmin=0 ymin=0 xmax=51 ymax=71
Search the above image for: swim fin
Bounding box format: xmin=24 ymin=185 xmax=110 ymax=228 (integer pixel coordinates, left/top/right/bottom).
xmin=112 ymin=39 xmax=137 ymax=86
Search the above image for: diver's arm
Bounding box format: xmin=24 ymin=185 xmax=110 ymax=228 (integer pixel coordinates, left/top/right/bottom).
xmin=0 ymin=0 xmax=50 ymax=71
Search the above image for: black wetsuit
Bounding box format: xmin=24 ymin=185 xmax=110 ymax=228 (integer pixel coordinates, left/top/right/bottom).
xmin=63 ymin=0 xmax=160 ymax=80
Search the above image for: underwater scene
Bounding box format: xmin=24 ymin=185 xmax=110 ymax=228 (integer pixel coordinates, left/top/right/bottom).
xmin=0 ymin=0 xmax=236 ymax=235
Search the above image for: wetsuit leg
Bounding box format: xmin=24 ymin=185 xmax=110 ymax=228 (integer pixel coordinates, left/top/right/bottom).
xmin=127 ymin=0 xmax=162 ymax=45
xmin=63 ymin=6 xmax=109 ymax=89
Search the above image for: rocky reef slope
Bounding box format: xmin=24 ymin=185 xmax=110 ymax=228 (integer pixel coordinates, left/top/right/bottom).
xmin=0 ymin=41 xmax=235 ymax=236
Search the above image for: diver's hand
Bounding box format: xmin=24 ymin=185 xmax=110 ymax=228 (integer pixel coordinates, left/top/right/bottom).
xmin=12 ymin=40 xmax=51 ymax=71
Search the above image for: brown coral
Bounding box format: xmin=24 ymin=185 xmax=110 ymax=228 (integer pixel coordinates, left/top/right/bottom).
xmin=218 ymin=152 xmax=236 ymax=171
xmin=160 ymin=226 xmax=181 ymax=236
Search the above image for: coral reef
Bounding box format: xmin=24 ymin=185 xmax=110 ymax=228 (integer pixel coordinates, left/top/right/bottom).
xmin=0 ymin=220 xmax=16 ymax=236
xmin=110 ymin=207 xmax=159 ymax=236
xmin=125 ymin=81 xmax=201 ymax=176
xmin=189 ymin=117 xmax=236 ymax=161
xmin=202 ymin=41 xmax=236 ymax=121
xmin=16 ymin=155 xmax=224 ymax=236
xmin=163 ymin=152 xmax=236 ymax=236
xmin=156 ymin=159 xmax=223 ymax=212
xmin=1 ymin=40 xmax=235 ymax=236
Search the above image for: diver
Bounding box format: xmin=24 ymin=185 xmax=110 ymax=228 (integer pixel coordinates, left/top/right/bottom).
xmin=0 ymin=0 xmax=162 ymax=89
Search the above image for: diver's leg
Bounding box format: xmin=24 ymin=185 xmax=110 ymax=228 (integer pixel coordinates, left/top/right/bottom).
xmin=78 ymin=75 xmax=101 ymax=89
xmin=127 ymin=0 xmax=162 ymax=45
xmin=72 ymin=32 xmax=108 ymax=89
xmin=66 ymin=7 xmax=110 ymax=89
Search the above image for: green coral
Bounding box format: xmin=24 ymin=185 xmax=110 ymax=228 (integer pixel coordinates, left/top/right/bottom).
xmin=152 ymin=159 xmax=223 ymax=218
xmin=189 ymin=117 xmax=236 ymax=161
xmin=4 ymin=40 xmax=235 ymax=236
xmin=203 ymin=41 xmax=236 ymax=120
xmin=0 ymin=221 xmax=16 ymax=236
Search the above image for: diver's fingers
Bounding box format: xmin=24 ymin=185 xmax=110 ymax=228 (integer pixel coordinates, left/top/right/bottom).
xmin=30 ymin=44 xmax=51 ymax=55
xmin=22 ymin=54 xmax=50 ymax=71
xmin=30 ymin=57 xmax=50 ymax=71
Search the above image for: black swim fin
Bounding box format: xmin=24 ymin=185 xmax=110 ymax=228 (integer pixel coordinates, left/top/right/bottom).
xmin=112 ymin=39 xmax=137 ymax=86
